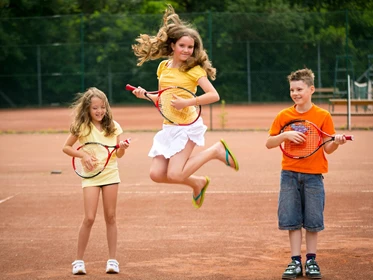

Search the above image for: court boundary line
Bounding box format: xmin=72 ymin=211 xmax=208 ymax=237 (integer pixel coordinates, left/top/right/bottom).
xmin=14 ymin=224 xmax=373 ymax=230
xmin=0 ymin=193 xmax=19 ymax=204
xmin=6 ymin=188 xmax=373 ymax=195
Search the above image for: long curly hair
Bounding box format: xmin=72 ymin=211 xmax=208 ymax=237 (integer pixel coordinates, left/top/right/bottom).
xmin=69 ymin=87 xmax=116 ymax=137
xmin=132 ymin=5 xmax=216 ymax=80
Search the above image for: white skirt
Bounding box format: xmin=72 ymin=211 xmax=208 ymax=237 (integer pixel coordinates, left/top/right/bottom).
xmin=148 ymin=117 xmax=207 ymax=159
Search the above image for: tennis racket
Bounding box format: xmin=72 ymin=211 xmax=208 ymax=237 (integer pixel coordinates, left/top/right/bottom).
xmin=126 ymin=84 xmax=201 ymax=126
xmin=72 ymin=139 xmax=130 ymax=179
xmin=279 ymin=120 xmax=353 ymax=159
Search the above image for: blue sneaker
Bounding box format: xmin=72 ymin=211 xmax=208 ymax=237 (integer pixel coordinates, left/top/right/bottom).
xmin=282 ymin=260 xmax=303 ymax=279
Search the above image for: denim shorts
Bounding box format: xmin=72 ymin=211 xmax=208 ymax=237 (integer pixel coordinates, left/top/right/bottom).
xmin=278 ymin=170 xmax=325 ymax=232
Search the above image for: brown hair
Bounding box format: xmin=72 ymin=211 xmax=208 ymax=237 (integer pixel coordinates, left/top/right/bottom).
xmin=287 ymin=68 xmax=315 ymax=87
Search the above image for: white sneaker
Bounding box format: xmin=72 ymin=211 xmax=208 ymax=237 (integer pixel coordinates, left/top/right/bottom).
xmin=72 ymin=260 xmax=86 ymax=275
xmin=106 ymin=259 xmax=119 ymax=274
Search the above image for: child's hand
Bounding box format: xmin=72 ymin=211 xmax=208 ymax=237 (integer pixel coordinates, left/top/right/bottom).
xmin=81 ymin=153 xmax=97 ymax=171
xmin=119 ymin=138 xmax=131 ymax=150
xmin=333 ymin=134 xmax=347 ymax=145
xmin=132 ymin=87 xmax=147 ymax=99
xmin=170 ymin=94 xmax=187 ymax=110
xmin=286 ymin=131 xmax=307 ymax=144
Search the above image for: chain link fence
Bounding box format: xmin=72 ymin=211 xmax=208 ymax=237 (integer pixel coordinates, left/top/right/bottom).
xmin=1 ymin=10 xmax=372 ymax=108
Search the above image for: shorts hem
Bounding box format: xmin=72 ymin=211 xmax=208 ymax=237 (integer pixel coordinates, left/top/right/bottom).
xmin=82 ymin=181 xmax=120 ymax=188
xmin=279 ymin=225 xmax=324 ymax=232
xmin=304 ymin=226 xmax=324 ymax=232
xmin=279 ymin=226 xmax=302 ymax=231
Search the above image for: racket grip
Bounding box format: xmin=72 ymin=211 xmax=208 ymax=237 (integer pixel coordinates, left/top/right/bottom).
xmin=126 ymin=84 xmax=136 ymax=91
xmin=345 ymin=135 xmax=354 ymax=141
xmin=115 ymin=138 xmax=131 ymax=149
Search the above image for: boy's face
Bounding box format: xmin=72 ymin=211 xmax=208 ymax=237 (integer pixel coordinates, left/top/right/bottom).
xmin=289 ymin=80 xmax=314 ymax=106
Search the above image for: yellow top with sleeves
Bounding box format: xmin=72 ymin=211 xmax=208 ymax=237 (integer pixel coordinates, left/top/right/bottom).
xmin=268 ymin=104 xmax=335 ymax=174
xmin=157 ymin=60 xmax=207 ymax=125
xmin=78 ymin=120 xmax=123 ymax=188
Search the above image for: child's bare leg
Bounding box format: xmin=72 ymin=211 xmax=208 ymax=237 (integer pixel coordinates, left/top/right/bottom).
xmin=149 ymin=156 xmax=169 ymax=183
xmin=150 ymin=152 xmax=207 ymax=193
xmin=77 ymin=187 xmax=101 ymax=259
xmin=168 ymin=140 xmax=238 ymax=180
xmin=102 ymin=184 xmax=119 ymax=259
xmin=149 ymin=139 xmax=238 ymax=205
xmin=305 ymin=231 xmax=318 ymax=254
xmin=289 ymin=229 xmax=302 ymax=257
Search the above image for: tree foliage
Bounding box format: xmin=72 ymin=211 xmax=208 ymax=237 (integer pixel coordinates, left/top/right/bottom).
xmin=0 ymin=0 xmax=372 ymax=106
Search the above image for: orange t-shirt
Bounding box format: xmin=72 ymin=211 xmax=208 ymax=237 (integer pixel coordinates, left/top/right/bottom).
xmin=268 ymin=104 xmax=335 ymax=174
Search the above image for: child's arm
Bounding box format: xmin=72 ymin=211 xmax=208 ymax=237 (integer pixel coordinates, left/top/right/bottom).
xmin=62 ymin=134 xmax=96 ymax=171
xmin=196 ymin=76 xmax=220 ymax=105
xmin=266 ymin=131 xmax=307 ymax=149
xmin=116 ymin=136 xmax=130 ymax=158
xmin=170 ymin=76 xmax=219 ymax=110
xmin=131 ymin=87 xmax=157 ymax=103
xmin=323 ymin=134 xmax=347 ymax=154
xmin=62 ymin=134 xmax=80 ymax=157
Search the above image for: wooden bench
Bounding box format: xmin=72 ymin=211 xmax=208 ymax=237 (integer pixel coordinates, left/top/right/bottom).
xmin=313 ymin=88 xmax=340 ymax=102
xmin=329 ymin=99 xmax=373 ymax=116
xmin=315 ymin=88 xmax=335 ymax=93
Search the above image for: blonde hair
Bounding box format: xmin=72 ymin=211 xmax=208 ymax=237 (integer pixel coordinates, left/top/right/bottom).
xmin=287 ymin=68 xmax=315 ymax=87
xmin=132 ymin=5 xmax=216 ymax=80
xmin=69 ymin=87 xmax=116 ymax=137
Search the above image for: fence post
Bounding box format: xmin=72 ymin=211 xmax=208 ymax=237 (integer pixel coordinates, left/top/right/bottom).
xmin=80 ymin=13 xmax=85 ymax=92
xmin=37 ymin=45 xmax=42 ymax=106
xmin=108 ymin=64 xmax=113 ymax=103
xmin=208 ymin=10 xmax=213 ymax=131
xmin=317 ymin=41 xmax=322 ymax=89
xmin=246 ymin=40 xmax=251 ymax=103
xmin=345 ymin=10 xmax=350 ymax=127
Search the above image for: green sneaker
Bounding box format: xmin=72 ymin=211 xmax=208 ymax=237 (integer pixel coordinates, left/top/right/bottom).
xmin=305 ymin=258 xmax=322 ymax=279
xmin=282 ymin=260 xmax=303 ymax=279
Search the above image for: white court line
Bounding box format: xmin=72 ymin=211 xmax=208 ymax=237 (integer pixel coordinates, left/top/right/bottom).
xmin=5 ymin=183 xmax=373 ymax=195
xmin=119 ymin=190 xmax=278 ymax=194
xmin=12 ymin=183 xmax=142 ymax=188
xmin=0 ymin=193 xmax=19 ymax=204
xmin=328 ymin=225 xmax=373 ymax=229
xmin=39 ymin=224 xmax=373 ymax=230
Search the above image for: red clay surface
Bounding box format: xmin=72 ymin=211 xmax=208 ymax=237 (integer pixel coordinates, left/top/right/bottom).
xmin=0 ymin=104 xmax=372 ymax=280
xmin=1 ymin=103 xmax=372 ymax=132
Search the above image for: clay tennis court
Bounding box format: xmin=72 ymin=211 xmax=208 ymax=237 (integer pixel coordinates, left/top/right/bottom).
xmin=0 ymin=104 xmax=372 ymax=280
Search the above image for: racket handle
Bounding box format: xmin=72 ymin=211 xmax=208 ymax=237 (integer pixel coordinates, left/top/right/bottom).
xmin=126 ymin=84 xmax=136 ymax=91
xmin=345 ymin=135 xmax=354 ymax=141
xmin=115 ymin=138 xmax=131 ymax=149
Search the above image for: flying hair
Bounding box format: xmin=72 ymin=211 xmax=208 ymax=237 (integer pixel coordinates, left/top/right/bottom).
xmin=132 ymin=5 xmax=216 ymax=80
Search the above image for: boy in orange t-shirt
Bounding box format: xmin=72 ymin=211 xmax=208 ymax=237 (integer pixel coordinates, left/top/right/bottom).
xmin=266 ymin=68 xmax=349 ymax=279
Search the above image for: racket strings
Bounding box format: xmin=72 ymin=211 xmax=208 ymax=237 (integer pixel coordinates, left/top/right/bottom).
xmin=282 ymin=122 xmax=321 ymax=157
xmin=159 ymin=88 xmax=199 ymax=124
xmin=74 ymin=144 xmax=109 ymax=177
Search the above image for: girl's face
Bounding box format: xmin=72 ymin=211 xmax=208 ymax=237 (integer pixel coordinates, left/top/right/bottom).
xmin=89 ymin=96 xmax=106 ymax=124
xmin=289 ymin=80 xmax=314 ymax=107
xmin=171 ymin=35 xmax=194 ymax=63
